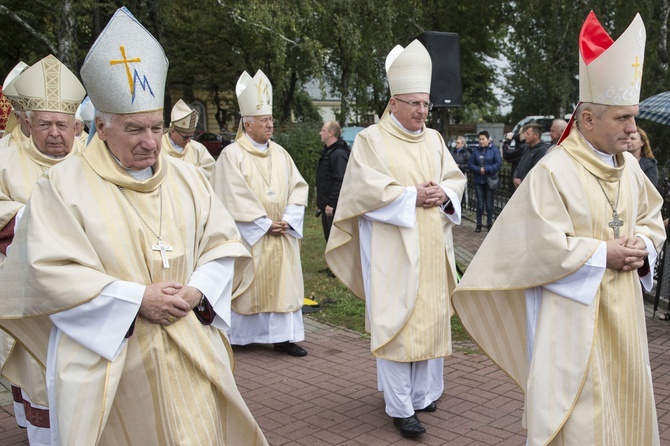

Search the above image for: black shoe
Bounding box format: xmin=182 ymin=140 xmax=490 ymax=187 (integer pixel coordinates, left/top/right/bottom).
xmin=273 ymin=342 xmax=307 ymax=356
xmin=318 ymin=267 xmax=336 ymax=278
xmin=486 ymin=224 xmax=492 ymax=231
xmin=393 ymin=414 xmax=426 ymax=437
xmin=416 ymin=401 xmax=437 ymax=412
xmin=475 ymin=225 xmax=482 ymax=233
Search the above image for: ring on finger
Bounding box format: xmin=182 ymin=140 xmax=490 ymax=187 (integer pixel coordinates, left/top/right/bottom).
xmin=167 ymin=315 xmax=176 ymax=324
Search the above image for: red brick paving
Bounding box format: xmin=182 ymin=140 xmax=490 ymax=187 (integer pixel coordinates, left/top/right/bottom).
xmin=2 ymin=214 xmax=670 ymax=445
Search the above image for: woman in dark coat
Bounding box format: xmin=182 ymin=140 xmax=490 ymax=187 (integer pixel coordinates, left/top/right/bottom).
xmin=468 ymin=131 xmax=502 ymax=232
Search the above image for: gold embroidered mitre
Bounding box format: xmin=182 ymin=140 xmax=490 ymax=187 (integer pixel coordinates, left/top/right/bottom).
xmin=81 ymin=7 xmax=168 ymax=114
xmin=236 ymin=70 xmax=272 ymax=117
xmin=13 ymin=55 xmax=85 ymax=115
xmin=170 ymin=99 xmax=199 ymax=133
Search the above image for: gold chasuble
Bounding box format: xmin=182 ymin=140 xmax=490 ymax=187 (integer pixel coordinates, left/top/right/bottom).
xmin=0 ymin=134 xmax=267 ymax=445
xmin=211 ymin=137 xmax=308 ymax=314
xmin=0 ymin=125 xmax=28 ymax=149
xmin=452 ymin=127 xmax=665 ymax=446
xmin=325 ymin=113 xmax=466 ymax=361
xmin=160 ymin=132 xmax=215 ymax=180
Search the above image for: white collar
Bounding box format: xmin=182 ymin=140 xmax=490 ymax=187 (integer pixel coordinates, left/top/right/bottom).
xmin=112 ymin=153 xmax=154 ymax=180
xmin=244 ymin=133 xmax=269 ymax=152
xmin=169 ymin=136 xmax=185 ymax=153
xmin=578 ymin=130 xmax=617 ymax=167
xmin=390 ymin=113 xmax=422 ymax=135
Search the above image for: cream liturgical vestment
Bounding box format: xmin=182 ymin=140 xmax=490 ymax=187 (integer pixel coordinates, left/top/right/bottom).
xmin=452 ymin=127 xmax=665 ymax=445
xmin=0 ymin=125 xmax=28 ymax=149
xmin=325 ymin=113 xmax=465 ymax=361
xmin=0 ymin=137 xmax=79 ymax=241
xmin=160 ymin=132 xmax=215 ymax=180
xmin=0 ymin=135 xmax=268 ymax=446
xmin=211 ymin=136 xmax=308 ymax=317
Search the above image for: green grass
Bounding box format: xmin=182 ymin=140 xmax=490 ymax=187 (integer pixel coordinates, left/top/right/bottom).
xmin=301 ymin=206 xmax=474 ymax=345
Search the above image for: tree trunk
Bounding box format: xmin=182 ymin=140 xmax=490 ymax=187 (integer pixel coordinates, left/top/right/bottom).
xmin=58 ymin=0 xmax=77 ymax=69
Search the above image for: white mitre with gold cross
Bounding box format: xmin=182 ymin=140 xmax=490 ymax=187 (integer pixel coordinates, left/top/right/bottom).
xmin=236 ymin=70 xmax=272 ymax=117
xmin=13 ymin=55 xmax=85 ymax=114
xmin=579 ymin=11 xmax=645 ymax=106
xmin=558 ymin=11 xmax=646 ymax=144
xmin=170 ymin=99 xmax=199 ymax=133
xmin=81 ymin=7 xmax=168 ymax=114
xmin=385 ymin=39 xmax=432 ymax=96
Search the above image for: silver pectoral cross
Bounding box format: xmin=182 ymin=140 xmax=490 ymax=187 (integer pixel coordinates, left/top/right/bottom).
xmin=152 ymin=238 xmax=173 ymax=268
xmin=608 ymin=210 xmax=624 ymax=239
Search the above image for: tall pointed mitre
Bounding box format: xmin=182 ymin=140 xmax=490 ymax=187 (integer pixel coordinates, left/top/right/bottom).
xmin=559 ymin=11 xmax=646 ymax=143
xmin=1 ymin=62 xmax=29 ymax=134
xmin=235 ymin=70 xmax=272 ymax=139
xmin=81 ymin=7 xmax=168 ymax=114
xmin=170 ymin=99 xmax=199 ymax=133
xmin=13 ymin=55 xmax=85 ymax=114
xmin=236 ymin=70 xmax=272 ymax=117
xmin=385 ymin=40 xmax=432 ymax=96
xmin=2 ymin=62 xmax=29 ymax=111
xmin=76 ymin=96 xmax=96 ymax=128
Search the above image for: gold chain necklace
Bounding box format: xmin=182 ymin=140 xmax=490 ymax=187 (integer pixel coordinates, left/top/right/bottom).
xmin=118 ymin=185 xmax=173 ymax=268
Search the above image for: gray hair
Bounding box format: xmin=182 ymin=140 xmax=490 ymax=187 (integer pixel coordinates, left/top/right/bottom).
xmin=574 ymin=102 xmax=608 ymax=129
xmin=95 ymin=111 xmax=115 ymax=128
xmin=456 ymin=135 xmax=466 ymax=144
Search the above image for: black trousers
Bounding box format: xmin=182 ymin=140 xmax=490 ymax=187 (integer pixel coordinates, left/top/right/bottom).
xmin=321 ymin=211 xmax=335 ymax=242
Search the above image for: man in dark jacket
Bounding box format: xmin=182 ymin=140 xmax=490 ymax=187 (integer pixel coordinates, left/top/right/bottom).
xmin=316 ymin=121 xmax=350 ymax=241
xmin=513 ymin=123 xmax=551 ymax=188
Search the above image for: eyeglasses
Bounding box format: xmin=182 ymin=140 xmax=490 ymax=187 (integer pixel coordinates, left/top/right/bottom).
xmin=394 ymin=98 xmax=433 ymax=111
xmin=251 ymin=117 xmax=276 ymax=125
xmin=175 ymin=130 xmax=194 ymax=140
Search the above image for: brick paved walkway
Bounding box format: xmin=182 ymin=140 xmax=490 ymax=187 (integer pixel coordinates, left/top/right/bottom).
xmin=2 ymin=214 xmax=670 ymax=445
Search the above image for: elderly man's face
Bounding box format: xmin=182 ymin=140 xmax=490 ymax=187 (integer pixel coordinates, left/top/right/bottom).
xmin=390 ymin=93 xmax=430 ymax=132
xmin=244 ymin=115 xmax=274 ymax=144
xmin=97 ymin=110 xmax=163 ymax=170
xmin=74 ymin=119 xmax=85 ymax=137
xmin=28 ymin=111 xmax=76 ymax=157
xmin=583 ymin=105 xmax=638 ymax=155
xmin=550 ymin=122 xmax=564 ymax=142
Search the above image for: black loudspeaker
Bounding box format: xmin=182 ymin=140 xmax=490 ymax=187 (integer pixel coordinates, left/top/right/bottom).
xmin=416 ymin=32 xmax=462 ymax=108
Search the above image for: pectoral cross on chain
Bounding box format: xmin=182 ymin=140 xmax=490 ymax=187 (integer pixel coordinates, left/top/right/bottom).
xmin=608 ymin=211 xmax=624 ymax=239
xmin=152 ymin=238 xmax=173 ymax=268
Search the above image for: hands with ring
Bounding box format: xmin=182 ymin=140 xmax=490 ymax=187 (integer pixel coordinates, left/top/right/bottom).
xmin=139 ymin=281 xmax=203 ymax=326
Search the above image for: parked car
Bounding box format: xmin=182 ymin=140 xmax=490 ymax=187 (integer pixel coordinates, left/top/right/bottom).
xmin=507 ymin=115 xmax=555 ymax=148
xmin=464 ymin=133 xmax=480 ymax=152
xmin=341 ymin=126 xmax=365 ymax=146
xmin=194 ymin=131 xmax=225 ymax=158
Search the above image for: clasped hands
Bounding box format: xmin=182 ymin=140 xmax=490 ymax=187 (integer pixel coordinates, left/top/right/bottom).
xmin=606 ymin=236 xmax=648 ymax=272
xmin=268 ymin=220 xmax=289 ymax=236
xmin=415 ymin=181 xmax=447 ymax=208
xmin=139 ymin=281 xmax=202 ymax=326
